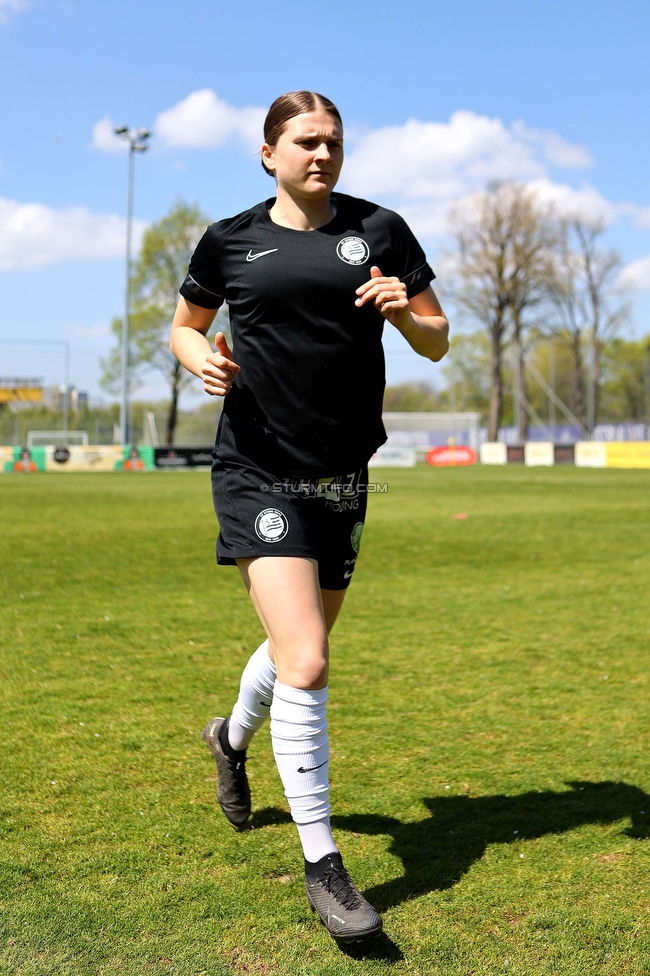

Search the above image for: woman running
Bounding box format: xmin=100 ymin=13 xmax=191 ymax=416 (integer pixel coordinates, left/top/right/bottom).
xmin=170 ymin=90 xmax=449 ymax=942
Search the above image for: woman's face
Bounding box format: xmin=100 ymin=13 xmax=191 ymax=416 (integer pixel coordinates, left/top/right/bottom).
xmin=262 ymin=107 xmax=344 ymax=201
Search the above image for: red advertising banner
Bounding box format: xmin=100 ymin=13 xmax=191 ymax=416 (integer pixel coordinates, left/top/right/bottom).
xmin=426 ymin=445 xmax=477 ymax=467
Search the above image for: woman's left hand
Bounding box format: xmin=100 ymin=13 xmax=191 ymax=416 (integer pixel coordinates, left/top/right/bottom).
xmin=355 ymin=266 xmax=410 ymax=328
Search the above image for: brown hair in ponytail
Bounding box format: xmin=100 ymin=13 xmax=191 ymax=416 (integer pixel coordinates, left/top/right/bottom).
xmin=261 ymin=91 xmax=342 ymax=176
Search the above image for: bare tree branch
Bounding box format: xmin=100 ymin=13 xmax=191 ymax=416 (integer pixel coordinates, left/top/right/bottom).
xmin=548 ymin=218 xmax=629 ymax=431
xmin=448 ymin=183 xmax=557 ymax=440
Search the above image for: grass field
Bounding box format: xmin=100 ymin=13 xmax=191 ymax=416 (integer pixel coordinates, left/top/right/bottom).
xmin=2 ymin=466 xmax=650 ymax=976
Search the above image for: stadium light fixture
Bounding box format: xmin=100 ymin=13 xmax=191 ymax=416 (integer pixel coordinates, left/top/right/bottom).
xmin=114 ymin=125 xmax=150 ymax=445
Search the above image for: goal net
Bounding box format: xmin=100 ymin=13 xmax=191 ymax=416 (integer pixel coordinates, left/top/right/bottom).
xmin=27 ymin=430 xmax=89 ymax=447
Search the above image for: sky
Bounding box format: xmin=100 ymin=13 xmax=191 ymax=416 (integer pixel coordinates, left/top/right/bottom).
xmin=1 ymin=0 xmax=649 ymax=404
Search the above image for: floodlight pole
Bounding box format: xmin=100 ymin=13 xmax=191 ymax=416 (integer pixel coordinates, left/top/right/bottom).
xmin=115 ymin=126 xmax=149 ymax=445
xmin=120 ymin=145 xmax=135 ymax=446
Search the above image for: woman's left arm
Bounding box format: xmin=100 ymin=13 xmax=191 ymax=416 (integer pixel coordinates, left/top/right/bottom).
xmin=355 ymin=266 xmax=449 ymax=362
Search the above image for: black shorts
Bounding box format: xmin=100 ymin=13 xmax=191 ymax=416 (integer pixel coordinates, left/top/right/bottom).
xmin=211 ymin=461 xmax=368 ymax=590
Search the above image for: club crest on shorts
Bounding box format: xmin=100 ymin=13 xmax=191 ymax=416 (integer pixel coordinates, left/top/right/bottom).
xmin=351 ymin=522 xmax=364 ymax=554
xmin=336 ymin=237 xmax=370 ymax=266
xmin=255 ymin=508 xmax=289 ymax=543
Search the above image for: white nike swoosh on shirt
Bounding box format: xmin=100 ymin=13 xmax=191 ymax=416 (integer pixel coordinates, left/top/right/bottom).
xmin=343 ymin=570 xmax=354 ymax=578
xmin=246 ymin=248 xmax=279 ymax=262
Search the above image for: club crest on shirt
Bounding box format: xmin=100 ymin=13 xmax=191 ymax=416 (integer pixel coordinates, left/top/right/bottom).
xmin=336 ymin=237 xmax=370 ymax=266
xmin=255 ymin=508 xmax=289 ymax=543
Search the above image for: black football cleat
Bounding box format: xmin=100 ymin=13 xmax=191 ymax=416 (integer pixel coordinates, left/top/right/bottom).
xmin=201 ymin=716 xmax=251 ymax=829
xmin=305 ymin=851 xmax=383 ymax=941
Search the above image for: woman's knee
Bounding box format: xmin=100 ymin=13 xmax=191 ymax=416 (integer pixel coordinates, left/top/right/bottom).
xmin=271 ymin=635 xmax=329 ymax=690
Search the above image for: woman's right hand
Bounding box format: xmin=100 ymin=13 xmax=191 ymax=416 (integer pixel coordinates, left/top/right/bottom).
xmin=202 ymin=332 xmax=240 ymax=396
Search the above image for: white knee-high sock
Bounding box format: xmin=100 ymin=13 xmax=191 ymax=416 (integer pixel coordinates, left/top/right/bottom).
xmin=296 ymin=817 xmax=338 ymax=863
xmin=228 ymin=639 xmax=276 ymax=752
xmin=270 ymin=680 xmax=337 ymax=861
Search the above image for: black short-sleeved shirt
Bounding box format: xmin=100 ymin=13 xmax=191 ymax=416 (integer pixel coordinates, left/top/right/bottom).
xmin=180 ymin=192 xmax=435 ymax=476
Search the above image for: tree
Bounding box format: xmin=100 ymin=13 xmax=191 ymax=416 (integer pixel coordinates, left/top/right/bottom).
xmin=440 ymin=331 xmax=493 ymax=415
xmin=449 ymin=183 xmax=556 ymax=441
xmin=101 ymin=199 xmax=215 ymax=443
xmin=548 ymin=219 xmax=629 ymax=431
xmin=547 ymin=224 xmax=590 ymax=428
xmin=599 ymin=337 xmax=650 ymax=422
xmin=383 ymin=382 xmax=439 ymax=411
xmin=572 ymin=220 xmax=629 ymax=427
xmin=504 ymin=192 xmax=557 ymax=441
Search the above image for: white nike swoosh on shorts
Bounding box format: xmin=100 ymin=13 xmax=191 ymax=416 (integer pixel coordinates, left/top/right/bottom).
xmin=343 ymin=570 xmax=354 ymax=578
xmin=246 ymin=249 xmax=279 ymax=262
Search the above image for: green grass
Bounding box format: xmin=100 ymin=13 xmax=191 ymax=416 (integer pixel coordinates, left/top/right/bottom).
xmin=1 ymin=466 xmax=650 ymax=975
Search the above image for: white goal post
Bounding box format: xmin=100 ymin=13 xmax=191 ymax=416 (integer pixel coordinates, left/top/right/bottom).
xmin=27 ymin=430 xmax=89 ymax=447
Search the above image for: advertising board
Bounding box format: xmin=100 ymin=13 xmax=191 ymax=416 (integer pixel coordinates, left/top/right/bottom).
xmin=46 ymin=445 xmax=124 ymax=472
xmin=44 ymin=445 xmax=155 ymax=472
xmin=524 ymin=442 xmax=554 ymax=467
xmin=1 ymin=446 xmax=46 ymax=472
xmin=605 ymin=441 xmax=650 ymax=469
xmin=426 ymin=445 xmax=477 ymax=467
xmin=0 ymin=384 xmax=42 ymax=404
xmin=154 ymin=447 xmax=213 ymax=468
xmin=0 ymin=446 xmax=13 ymax=472
xmin=479 ymin=442 xmax=507 ymax=465
xmin=574 ymin=442 xmax=606 ymax=468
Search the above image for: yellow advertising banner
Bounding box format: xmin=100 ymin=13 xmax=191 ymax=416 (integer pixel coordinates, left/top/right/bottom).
xmin=605 ymin=441 xmax=650 ymax=469
xmin=0 ymin=386 xmax=42 ymax=403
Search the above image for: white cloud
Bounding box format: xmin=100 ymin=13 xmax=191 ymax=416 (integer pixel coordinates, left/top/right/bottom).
xmin=154 ymin=89 xmax=265 ymax=152
xmin=0 ymin=197 xmax=145 ymax=271
xmin=526 ymin=178 xmax=617 ymax=224
xmin=0 ymin=0 xmax=30 ymax=24
xmin=89 ymin=117 xmax=129 ymax=154
xmin=618 ymin=255 xmax=650 ymax=293
xmin=342 ymin=111 xmax=560 ymax=201
xmin=512 ymin=121 xmax=593 ymax=169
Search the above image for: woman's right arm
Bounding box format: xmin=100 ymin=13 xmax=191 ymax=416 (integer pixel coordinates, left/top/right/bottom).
xmin=170 ymin=297 xmax=240 ymax=397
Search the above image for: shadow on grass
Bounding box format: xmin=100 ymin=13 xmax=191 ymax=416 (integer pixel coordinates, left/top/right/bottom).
xmin=332 ymin=781 xmax=650 ymax=912
xmin=336 ymin=930 xmax=404 ymax=962
xmin=246 ymin=806 xmax=293 ymax=829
